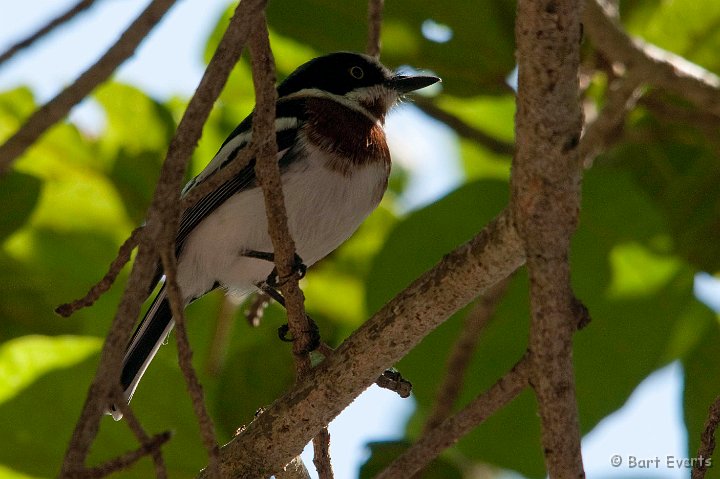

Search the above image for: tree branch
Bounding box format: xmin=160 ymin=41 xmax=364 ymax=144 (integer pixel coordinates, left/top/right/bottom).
xmin=692 ymin=395 xmax=720 ymax=479
xmin=584 ymin=0 xmax=720 ymax=118
xmin=579 ymin=75 xmax=643 ymax=168
xmin=59 ymin=0 xmax=267 ymax=474
xmin=366 ymin=0 xmax=384 ymax=58
xmin=55 ymin=226 xmax=144 ymax=317
xmin=0 ymin=0 xmax=99 ymax=67
xmin=376 ymin=355 xmax=531 ymax=478
xmin=77 ymin=432 xmax=171 ymax=479
xmin=0 ymin=0 xmax=178 ymax=175
xmin=414 ymin=99 xmax=515 ymax=156
xmin=512 ymin=0 xmax=585 ymax=476
xmin=248 ymin=14 xmax=334 ymax=477
xmin=421 ymin=278 xmax=510 ymax=433
xmin=197 ymin=208 xmax=524 ymax=477
xmin=160 ymin=249 xmax=220 ymax=477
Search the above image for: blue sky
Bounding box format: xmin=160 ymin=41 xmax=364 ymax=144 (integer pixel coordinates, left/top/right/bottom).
xmin=3 ymin=1 xmax=719 ymax=478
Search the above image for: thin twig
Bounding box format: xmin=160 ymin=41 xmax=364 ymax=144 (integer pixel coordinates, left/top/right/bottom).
xmin=376 ymin=355 xmax=531 ymax=479
xmin=312 ymin=427 xmax=334 ymax=479
xmin=248 ymin=15 xmax=335 ymax=478
xmin=414 ymin=99 xmax=515 ymax=156
xmin=60 ymin=0 xmax=267 ymax=473
xmin=76 ymin=432 xmax=172 ymax=479
xmin=248 ymin=14 xmax=312 ymax=365
xmin=512 ymin=0 xmax=585 ymax=476
xmin=160 ymin=249 xmax=220 ymax=478
xmin=56 ymin=226 xmax=144 ymax=317
xmin=692 ymin=395 xmax=720 ymax=479
xmin=114 ymin=397 xmax=169 ymax=479
xmin=197 ymin=209 xmax=525 ymax=477
xmin=584 ymin=0 xmax=720 ymax=117
xmin=422 ymin=278 xmax=510 ymax=433
xmin=579 ymin=75 xmax=644 ymax=168
xmin=366 ymin=0 xmax=384 ymax=58
xmin=0 ymin=0 xmax=99 ymax=67
xmin=0 ymin=0 xmax=178 ymax=175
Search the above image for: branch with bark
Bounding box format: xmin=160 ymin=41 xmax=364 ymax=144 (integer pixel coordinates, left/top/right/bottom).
xmin=0 ymin=0 xmax=179 ymax=175
xmin=59 ymin=0 xmax=267 ymax=476
xmin=512 ymin=0 xmax=586 ymax=476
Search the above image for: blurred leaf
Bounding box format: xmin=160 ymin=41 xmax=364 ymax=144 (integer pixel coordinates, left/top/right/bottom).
xmin=368 ymin=170 xmax=709 ymax=477
xmin=0 ymin=335 xmax=100 ymax=404
xmin=624 ymin=0 xmax=720 ymax=73
xmin=0 ymin=87 xmax=35 ymax=141
xmin=0 ymin=171 xmax=41 ymax=242
xmin=95 ymin=82 xmax=175 ymax=156
xmin=0 ymin=336 xmax=100 ymax=477
xmin=366 ymin=180 xmax=509 ymax=313
xmin=359 ymin=441 xmax=463 ymax=479
xmin=605 ymin=112 xmax=720 ymax=273
xmin=265 ymin=0 xmax=516 ymax=96
xmin=213 ymin=334 xmax=295 ymax=439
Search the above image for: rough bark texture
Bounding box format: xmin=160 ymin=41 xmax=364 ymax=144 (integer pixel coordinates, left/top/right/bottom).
xmin=512 ymin=0 xmax=586 ymax=477
xmin=198 ymin=210 xmax=524 ymax=477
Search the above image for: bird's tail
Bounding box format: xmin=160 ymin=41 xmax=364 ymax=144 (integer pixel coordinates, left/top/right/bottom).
xmin=106 ymin=285 xmax=174 ymax=421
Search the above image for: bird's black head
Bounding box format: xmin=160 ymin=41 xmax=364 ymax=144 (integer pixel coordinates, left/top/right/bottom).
xmin=277 ymin=52 xmax=440 ymax=120
xmin=278 ymin=52 xmax=391 ymax=98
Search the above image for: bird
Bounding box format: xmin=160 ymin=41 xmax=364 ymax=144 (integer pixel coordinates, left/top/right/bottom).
xmin=106 ymin=51 xmax=440 ymax=420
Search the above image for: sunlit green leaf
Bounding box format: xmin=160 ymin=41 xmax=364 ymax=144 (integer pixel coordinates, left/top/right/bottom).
xmin=625 ymin=0 xmax=720 ymax=73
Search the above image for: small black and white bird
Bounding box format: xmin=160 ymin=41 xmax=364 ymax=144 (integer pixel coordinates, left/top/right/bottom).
xmin=107 ymin=52 xmax=439 ymax=420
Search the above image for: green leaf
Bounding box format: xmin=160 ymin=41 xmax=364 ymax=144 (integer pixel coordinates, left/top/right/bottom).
xmin=0 ymin=171 xmax=41 ymax=242
xmin=0 ymin=335 xmax=101 ymax=404
xmin=624 ymin=0 xmax=720 ymax=73
xmin=366 ymin=180 xmax=509 ymax=313
xmin=265 ymin=0 xmax=517 ymax=96
xmin=0 ymin=336 xmax=100 ymax=477
xmin=606 ymin=114 xmax=720 ymax=273
xmin=368 ymin=169 xmax=708 ymax=477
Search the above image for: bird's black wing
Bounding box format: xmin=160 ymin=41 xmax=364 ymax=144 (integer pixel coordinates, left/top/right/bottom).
xmin=147 ymin=98 xmax=307 ymax=290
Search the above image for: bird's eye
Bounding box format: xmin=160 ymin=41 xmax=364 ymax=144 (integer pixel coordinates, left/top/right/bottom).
xmin=349 ymin=66 xmax=365 ymax=79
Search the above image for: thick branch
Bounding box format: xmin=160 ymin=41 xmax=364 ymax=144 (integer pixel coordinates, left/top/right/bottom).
xmin=584 ymin=0 xmax=720 ymax=117
xmin=198 ymin=209 xmax=524 ymax=477
xmin=0 ymin=0 xmax=178 ymax=175
xmin=512 ymin=0 xmax=585 ymax=477
xmin=59 ymin=0 xmax=266 ymax=473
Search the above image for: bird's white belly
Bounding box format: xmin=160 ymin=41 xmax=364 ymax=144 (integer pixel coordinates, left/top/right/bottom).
xmin=176 ymin=152 xmax=388 ymax=299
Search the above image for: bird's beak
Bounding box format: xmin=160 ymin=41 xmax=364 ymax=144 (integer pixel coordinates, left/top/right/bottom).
xmin=387 ymin=74 xmax=441 ymax=93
